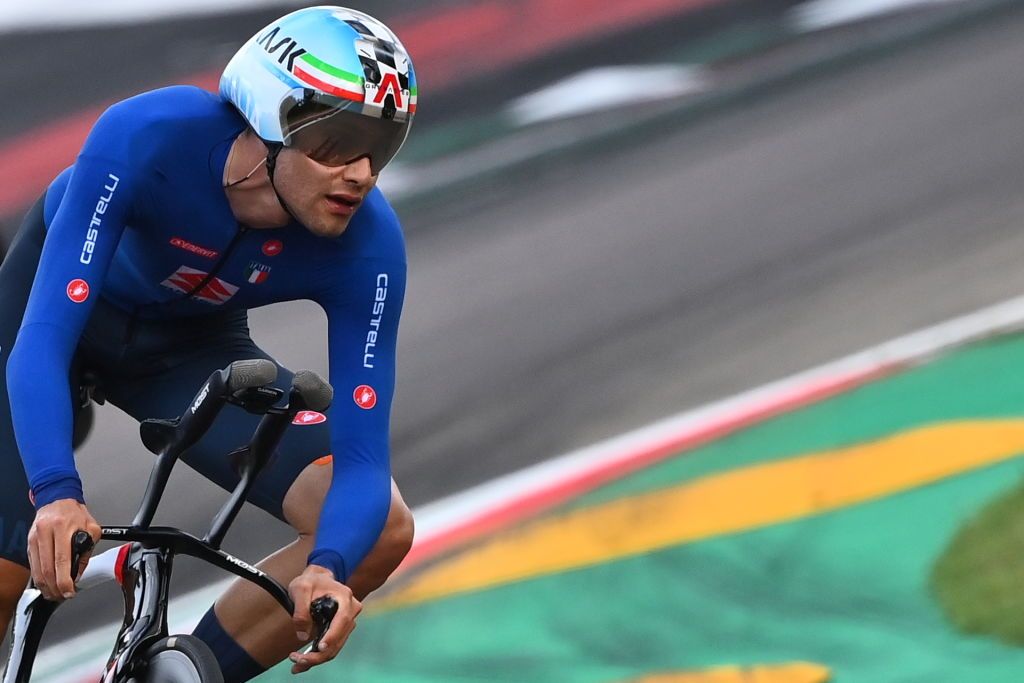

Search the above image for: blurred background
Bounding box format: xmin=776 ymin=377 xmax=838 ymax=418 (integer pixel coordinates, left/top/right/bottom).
xmin=4 ymin=0 xmax=1024 ymax=681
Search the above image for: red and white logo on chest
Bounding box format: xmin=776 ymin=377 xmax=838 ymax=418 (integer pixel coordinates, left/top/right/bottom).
xmin=160 ymin=266 xmax=239 ymax=305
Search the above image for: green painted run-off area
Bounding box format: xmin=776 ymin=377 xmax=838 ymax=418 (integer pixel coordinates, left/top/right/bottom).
xmin=264 ymin=333 xmax=1024 ymax=682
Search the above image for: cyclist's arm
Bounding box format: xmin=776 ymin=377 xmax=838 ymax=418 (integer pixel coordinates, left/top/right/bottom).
xmin=309 ymin=253 xmax=406 ymax=583
xmin=7 ymin=106 xmax=140 ymax=508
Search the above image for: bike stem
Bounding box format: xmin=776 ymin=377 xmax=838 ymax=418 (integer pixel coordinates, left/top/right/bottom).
xmin=132 ymin=366 xmax=234 ymax=528
xmin=204 ymin=408 xmax=294 ymax=550
xmin=205 ymin=380 xmax=322 ymax=549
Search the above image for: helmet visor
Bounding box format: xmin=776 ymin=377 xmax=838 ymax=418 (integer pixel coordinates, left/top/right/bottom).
xmin=284 ymin=103 xmax=409 ymax=175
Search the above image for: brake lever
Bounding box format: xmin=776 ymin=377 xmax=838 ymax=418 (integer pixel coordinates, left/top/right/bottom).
xmin=70 ymin=530 xmax=95 ymax=582
xmin=309 ymin=596 xmax=339 ymax=653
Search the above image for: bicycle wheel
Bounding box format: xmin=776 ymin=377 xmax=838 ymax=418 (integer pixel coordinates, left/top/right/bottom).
xmin=127 ymin=635 xmax=223 ymax=683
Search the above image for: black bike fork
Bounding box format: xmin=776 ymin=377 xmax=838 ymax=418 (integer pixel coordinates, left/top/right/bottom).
xmin=102 ymin=545 xmax=173 ymax=683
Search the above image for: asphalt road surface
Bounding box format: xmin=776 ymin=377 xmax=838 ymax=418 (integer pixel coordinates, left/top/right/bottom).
xmin=31 ymin=3 xmax=1024 ymax=642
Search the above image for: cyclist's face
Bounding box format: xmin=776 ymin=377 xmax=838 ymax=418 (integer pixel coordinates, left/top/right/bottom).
xmin=274 ymin=147 xmax=378 ymax=238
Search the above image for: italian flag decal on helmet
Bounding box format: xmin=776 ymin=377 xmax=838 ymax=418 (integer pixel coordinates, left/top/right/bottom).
xmin=219 ymin=5 xmax=416 ymax=174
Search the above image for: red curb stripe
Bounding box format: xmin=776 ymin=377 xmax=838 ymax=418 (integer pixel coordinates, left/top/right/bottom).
xmin=399 ymin=362 xmax=901 ymax=571
xmin=0 ymin=70 xmax=220 ymax=219
xmin=0 ymin=0 xmax=713 ymax=220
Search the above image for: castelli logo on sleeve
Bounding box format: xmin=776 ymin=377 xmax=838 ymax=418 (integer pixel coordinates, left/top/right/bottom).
xmin=292 ymin=410 xmax=327 ymax=425
xmin=262 ymin=239 xmax=284 ymax=257
xmin=80 ymin=173 xmax=119 ymax=265
xmin=363 ymin=274 xmax=389 ymax=369
xmin=67 ymin=279 xmax=90 ymax=303
xmin=353 ymin=385 xmax=377 ymax=410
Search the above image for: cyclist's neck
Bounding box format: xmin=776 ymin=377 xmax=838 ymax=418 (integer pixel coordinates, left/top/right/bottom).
xmin=223 ymin=130 xmax=291 ymax=229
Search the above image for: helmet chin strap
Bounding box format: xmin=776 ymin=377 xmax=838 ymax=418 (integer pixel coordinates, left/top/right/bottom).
xmin=263 ymin=142 xmax=299 ymax=223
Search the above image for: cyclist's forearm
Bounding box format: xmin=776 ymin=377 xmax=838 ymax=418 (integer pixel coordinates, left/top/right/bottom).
xmin=307 ymin=459 xmax=391 ymax=582
xmin=8 ymin=152 xmax=133 ymax=505
xmin=7 ymin=323 xmax=83 ymax=505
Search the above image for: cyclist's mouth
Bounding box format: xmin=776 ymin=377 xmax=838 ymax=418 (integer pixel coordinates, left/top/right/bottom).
xmin=325 ymin=193 xmax=361 ymax=216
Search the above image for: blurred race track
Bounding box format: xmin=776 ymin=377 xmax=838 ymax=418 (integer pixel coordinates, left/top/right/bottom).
xmin=16 ymin=2 xmax=1024 ymax=641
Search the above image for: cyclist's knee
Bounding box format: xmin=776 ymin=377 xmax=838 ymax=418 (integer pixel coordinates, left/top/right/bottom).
xmin=346 ymin=482 xmax=413 ymax=599
xmin=283 ymin=462 xmax=413 ymax=550
xmin=282 ymin=458 xmax=332 ymax=536
xmin=381 ymin=482 xmax=414 ymax=560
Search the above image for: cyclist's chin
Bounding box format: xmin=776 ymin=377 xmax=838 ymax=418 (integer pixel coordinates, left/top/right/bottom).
xmin=302 ymin=211 xmax=353 ymax=239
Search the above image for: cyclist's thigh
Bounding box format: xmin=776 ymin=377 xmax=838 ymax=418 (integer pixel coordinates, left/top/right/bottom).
xmin=102 ymin=335 xmax=331 ymax=523
xmin=0 ymin=197 xmax=51 ymax=567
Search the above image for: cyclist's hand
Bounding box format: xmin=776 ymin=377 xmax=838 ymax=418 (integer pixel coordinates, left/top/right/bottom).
xmin=27 ymin=499 xmax=101 ymax=601
xmin=288 ymin=564 xmax=362 ymax=674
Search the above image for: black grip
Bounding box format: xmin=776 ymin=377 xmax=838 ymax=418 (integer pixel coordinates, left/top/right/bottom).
xmin=310 ymin=596 xmax=339 ymax=653
xmin=70 ymin=530 xmax=94 ymax=582
xmin=175 ymin=360 xmax=275 ymax=450
xmin=226 ymin=359 xmax=278 ymax=392
xmin=291 ymin=370 xmax=333 ymax=413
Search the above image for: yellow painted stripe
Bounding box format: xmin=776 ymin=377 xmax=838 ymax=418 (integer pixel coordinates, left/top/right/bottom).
xmin=628 ymin=662 xmax=830 ymax=682
xmin=377 ymin=420 xmax=1024 ymax=609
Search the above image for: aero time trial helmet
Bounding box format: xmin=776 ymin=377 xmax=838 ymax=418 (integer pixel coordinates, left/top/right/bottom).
xmin=220 ymin=6 xmax=417 ymax=175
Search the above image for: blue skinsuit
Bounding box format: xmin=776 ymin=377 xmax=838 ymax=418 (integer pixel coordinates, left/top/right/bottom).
xmin=4 ymin=86 xmax=406 ymax=582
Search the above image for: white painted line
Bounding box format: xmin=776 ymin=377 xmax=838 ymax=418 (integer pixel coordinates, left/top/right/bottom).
xmin=791 ymin=0 xmax=963 ymax=32
xmin=410 ymin=292 xmax=1024 ymax=549
xmin=507 ymin=65 xmax=708 ymax=126
xmin=31 ymin=291 xmax=1024 ymax=682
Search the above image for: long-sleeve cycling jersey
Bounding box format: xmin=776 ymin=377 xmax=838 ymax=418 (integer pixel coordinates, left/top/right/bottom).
xmin=6 ymin=86 xmax=406 ymax=582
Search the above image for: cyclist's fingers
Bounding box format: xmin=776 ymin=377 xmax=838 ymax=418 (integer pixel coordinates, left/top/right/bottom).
xmin=290 ymin=585 xmax=313 ymax=641
xmin=289 ymin=648 xmax=331 ymax=673
xmin=26 ymin=529 xmax=42 ymax=590
xmin=334 ymin=615 xmax=358 ymax=651
xmin=289 ymin=600 xmax=353 ymax=669
xmin=53 ymin=529 xmax=76 ymax=598
xmin=318 ymin=601 xmax=358 ymax=656
xmin=293 ymin=620 xmax=354 ymax=671
xmin=78 ymin=520 xmax=102 ymax=577
xmin=76 ymin=548 xmax=94 ymax=580
xmin=290 ymin=653 xmax=312 ymax=674
xmin=35 ymin=527 xmax=59 ymax=599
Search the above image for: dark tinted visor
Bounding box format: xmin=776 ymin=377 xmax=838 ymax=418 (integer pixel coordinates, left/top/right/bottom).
xmin=285 ymin=104 xmax=409 ymax=175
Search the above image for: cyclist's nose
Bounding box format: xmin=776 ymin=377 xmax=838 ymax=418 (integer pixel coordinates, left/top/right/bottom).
xmin=341 ymin=156 xmax=374 ymax=185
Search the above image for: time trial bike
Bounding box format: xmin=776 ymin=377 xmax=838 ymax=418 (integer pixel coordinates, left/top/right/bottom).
xmin=3 ymin=359 xmax=338 ymax=683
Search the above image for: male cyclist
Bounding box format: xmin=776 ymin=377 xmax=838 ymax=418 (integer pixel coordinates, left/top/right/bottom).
xmin=0 ymin=7 xmax=417 ymax=679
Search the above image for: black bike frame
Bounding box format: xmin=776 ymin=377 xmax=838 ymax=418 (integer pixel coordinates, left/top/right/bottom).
xmin=3 ymin=362 xmax=335 ymax=683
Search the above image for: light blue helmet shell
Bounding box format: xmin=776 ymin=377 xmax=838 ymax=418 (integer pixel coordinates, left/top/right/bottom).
xmin=220 ymin=6 xmax=417 ymax=144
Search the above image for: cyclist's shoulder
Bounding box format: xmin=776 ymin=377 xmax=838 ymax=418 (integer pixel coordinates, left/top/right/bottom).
xmin=102 ymin=86 xmax=232 ymax=128
xmin=86 ymin=86 xmax=241 ymax=163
